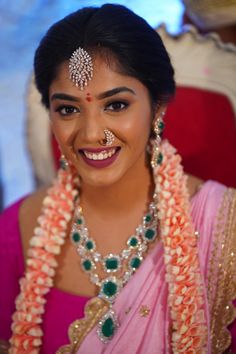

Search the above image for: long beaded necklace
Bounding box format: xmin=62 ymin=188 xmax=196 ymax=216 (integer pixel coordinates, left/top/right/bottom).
xmin=70 ymin=193 xmax=159 ymax=342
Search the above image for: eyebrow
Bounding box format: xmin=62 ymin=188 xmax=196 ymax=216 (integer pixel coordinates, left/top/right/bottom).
xmin=97 ymin=86 xmax=136 ymax=99
xmin=50 ymin=86 xmax=136 ymax=102
xmin=50 ymin=93 xmax=79 ymax=102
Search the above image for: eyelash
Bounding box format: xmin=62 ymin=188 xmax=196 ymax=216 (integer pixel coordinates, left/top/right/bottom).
xmin=105 ymin=100 xmax=129 ymax=112
xmin=54 ymin=100 xmax=129 ymax=117
xmin=55 ymin=105 xmax=79 ymax=116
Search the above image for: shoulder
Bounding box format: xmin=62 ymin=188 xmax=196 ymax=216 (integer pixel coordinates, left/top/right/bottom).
xmin=19 ymin=187 xmax=48 ymax=223
xmin=190 ymin=178 xmax=229 ymax=255
xmin=190 ymin=178 xmax=227 ymax=225
xmin=186 ymin=174 xmax=204 ymax=199
xmin=19 ymin=187 xmax=48 ymax=260
xmin=191 ymin=178 xmax=228 ymax=208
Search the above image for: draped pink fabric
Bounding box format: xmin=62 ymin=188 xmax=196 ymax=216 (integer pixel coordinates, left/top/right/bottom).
xmin=0 ymin=181 xmax=235 ymax=353
xmin=78 ymin=237 xmax=171 ymax=353
xmin=77 ymin=181 xmax=232 ymax=353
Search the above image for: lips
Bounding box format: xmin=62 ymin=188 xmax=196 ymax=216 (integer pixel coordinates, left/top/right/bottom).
xmin=79 ymin=147 xmax=120 ymax=168
xmin=83 ymin=148 xmax=116 ymax=161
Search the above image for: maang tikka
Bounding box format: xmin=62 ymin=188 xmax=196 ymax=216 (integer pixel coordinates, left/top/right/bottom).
xmin=69 ymin=47 xmax=93 ymax=90
xmin=151 ymin=111 xmax=165 ymax=169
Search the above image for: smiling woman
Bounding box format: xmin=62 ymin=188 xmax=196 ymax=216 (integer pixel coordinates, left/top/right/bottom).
xmin=0 ymin=3 xmax=236 ymax=354
xmin=49 ymin=59 xmax=154 ymax=188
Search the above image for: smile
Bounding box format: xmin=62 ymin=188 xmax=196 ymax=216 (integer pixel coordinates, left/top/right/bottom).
xmin=79 ymin=147 xmax=120 ymax=169
xmin=83 ymin=148 xmax=116 ymax=161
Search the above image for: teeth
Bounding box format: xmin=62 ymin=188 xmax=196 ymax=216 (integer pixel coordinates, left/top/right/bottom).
xmin=84 ymin=149 xmax=116 ymax=161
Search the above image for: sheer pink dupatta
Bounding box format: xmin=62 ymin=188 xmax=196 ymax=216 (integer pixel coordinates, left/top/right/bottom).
xmin=77 ymin=181 xmax=229 ymax=353
xmin=78 ymin=241 xmax=171 ymax=353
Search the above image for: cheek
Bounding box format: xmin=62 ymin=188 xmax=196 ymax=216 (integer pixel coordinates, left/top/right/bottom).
xmin=51 ymin=119 xmax=77 ymax=146
xmin=119 ymin=112 xmax=151 ymax=146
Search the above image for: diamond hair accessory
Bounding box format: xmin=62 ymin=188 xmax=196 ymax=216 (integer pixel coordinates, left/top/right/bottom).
xmin=151 ymin=111 xmax=165 ymax=169
xmin=69 ymin=47 xmax=93 ymax=90
xmin=101 ymin=129 xmax=115 ymax=146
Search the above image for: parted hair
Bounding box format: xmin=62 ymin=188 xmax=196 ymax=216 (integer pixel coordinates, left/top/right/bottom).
xmin=34 ymin=4 xmax=175 ymax=108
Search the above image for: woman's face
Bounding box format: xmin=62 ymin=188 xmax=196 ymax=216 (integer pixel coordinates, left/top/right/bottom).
xmin=49 ymin=56 xmax=159 ymax=188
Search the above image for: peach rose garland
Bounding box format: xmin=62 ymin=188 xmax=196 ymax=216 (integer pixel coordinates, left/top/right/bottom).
xmin=9 ymin=141 xmax=208 ymax=353
xmin=9 ymin=168 xmax=79 ymax=353
xmin=155 ymin=141 xmax=208 ymax=353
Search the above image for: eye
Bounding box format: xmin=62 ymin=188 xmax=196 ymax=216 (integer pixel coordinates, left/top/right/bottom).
xmin=55 ymin=105 xmax=79 ymax=116
xmin=105 ymin=101 xmax=128 ymax=112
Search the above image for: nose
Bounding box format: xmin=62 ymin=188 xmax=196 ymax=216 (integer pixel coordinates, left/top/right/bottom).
xmin=77 ymin=111 xmax=105 ymax=145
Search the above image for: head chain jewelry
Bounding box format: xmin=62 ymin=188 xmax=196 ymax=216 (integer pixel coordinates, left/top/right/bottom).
xmin=101 ymin=129 xmax=115 ymax=146
xmin=151 ymin=111 xmax=165 ymax=169
xmin=69 ymin=47 xmax=93 ymax=90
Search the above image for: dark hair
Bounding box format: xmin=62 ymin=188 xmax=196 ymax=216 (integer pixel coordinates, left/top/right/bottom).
xmin=34 ymin=4 xmax=175 ymax=108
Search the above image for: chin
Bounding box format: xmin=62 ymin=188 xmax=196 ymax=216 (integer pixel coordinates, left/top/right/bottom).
xmin=78 ymin=168 xmax=123 ymax=188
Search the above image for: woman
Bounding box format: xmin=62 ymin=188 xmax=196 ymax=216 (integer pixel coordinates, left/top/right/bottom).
xmin=0 ymin=4 xmax=235 ymax=353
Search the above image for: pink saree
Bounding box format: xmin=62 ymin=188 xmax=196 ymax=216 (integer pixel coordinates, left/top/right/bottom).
xmin=66 ymin=181 xmax=235 ymax=353
xmin=1 ymin=182 xmax=235 ymax=353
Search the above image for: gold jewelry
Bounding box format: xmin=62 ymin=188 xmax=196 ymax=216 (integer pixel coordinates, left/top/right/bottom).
xmin=151 ymin=112 xmax=165 ymax=169
xmin=69 ymin=47 xmax=93 ymax=90
xmin=59 ymin=154 xmax=69 ymax=170
xmin=70 ymin=193 xmax=159 ymax=343
xmin=100 ymin=129 xmax=115 ymax=146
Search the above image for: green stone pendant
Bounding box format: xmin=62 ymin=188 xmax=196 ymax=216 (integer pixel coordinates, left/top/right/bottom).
xmin=72 ymin=231 xmax=81 ymax=243
xmin=82 ymin=259 xmax=94 ymax=272
xmin=100 ymin=277 xmax=121 ymax=302
xmin=144 ymin=213 xmax=152 ymax=223
xmin=129 ymin=256 xmax=142 ymax=270
xmin=157 ymin=152 xmax=163 ymax=165
xmin=103 ymin=255 xmax=120 ymax=273
xmin=144 ymin=228 xmax=157 ymax=242
xmin=158 ymin=121 xmax=165 ymax=131
xmin=85 ymin=239 xmax=95 ymax=251
xmin=76 ymin=217 xmax=83 ymax=225
xmin=127 ymin=236 xmax=139 ymax=248
xmin=97 ymin=310 xmax=119 ymax=343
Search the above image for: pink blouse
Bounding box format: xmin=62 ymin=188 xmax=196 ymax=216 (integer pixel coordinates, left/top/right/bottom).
xmin=0 ymin=198 xmax=90 ymax=352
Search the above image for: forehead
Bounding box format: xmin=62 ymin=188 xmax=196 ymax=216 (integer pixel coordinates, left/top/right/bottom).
xmin=50 ymin=56 xmax=146 ymax=96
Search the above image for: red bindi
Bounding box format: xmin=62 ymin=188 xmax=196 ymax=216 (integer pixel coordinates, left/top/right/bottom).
xmin=86 ymin=93 xmax=92 ymax=102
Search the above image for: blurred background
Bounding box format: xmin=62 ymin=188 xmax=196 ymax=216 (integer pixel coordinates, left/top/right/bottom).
xmin=0 ymin=0 xmax=184 ymax=210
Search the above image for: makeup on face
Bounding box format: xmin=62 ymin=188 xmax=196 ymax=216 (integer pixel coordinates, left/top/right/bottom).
xmin=86 ymin=93 xmax=92 ymax=102
xmin=50 ymin=86 xmax=136 ymax=104
xmin=49 ymin=58 xmax=153 ymax=187
xmin=78 ymin=147 xmax=121 ymax=169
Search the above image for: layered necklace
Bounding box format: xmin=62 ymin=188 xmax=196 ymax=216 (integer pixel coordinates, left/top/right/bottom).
xmin=70 ymin=193 xmax=159 ymax=342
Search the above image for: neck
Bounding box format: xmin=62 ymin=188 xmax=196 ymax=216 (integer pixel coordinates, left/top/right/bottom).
xmin=80 ymin=158 xmax=154 ymax=215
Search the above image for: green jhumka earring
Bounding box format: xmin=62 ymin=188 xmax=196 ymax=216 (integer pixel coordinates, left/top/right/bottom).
xmin=59 ymin=154 xmax=69 ymax=170
xmin=150 ymin=111 xmax=165 ymax=169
